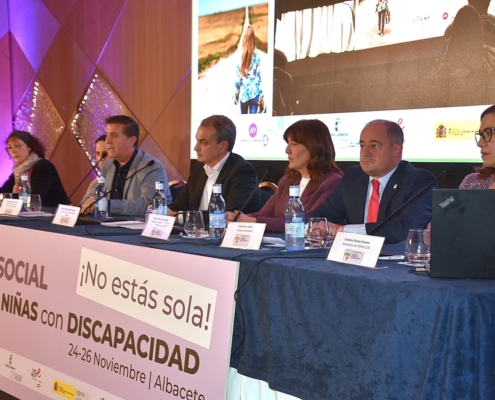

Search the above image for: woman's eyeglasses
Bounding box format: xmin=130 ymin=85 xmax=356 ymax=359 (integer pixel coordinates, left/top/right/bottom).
xmin=475 ymin=128 xmax=495 ymax=143
xmin=5 ymin=143 xmax=25 ymax=152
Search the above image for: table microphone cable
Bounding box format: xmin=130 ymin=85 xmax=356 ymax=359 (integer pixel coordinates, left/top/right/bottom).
xmin=231 ymin=252 xmax=326 ymax=357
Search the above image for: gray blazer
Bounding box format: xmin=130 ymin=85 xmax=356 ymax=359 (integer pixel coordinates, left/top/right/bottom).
xmin=82 ymin=149 xmax=171 ymax=216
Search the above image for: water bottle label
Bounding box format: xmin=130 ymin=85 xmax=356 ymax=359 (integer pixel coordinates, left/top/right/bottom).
xmin=154 ymin=205 xmax=167 ymax=215
xmin=20 ymin=193 xmax=28 ymax=203
xmin=285 ymin=222 xmax=304 ymax=236
xmin=210 ymin=213 xmax=226 ymax=228
xmin=97 ymin=199 xmax=107 ymax=211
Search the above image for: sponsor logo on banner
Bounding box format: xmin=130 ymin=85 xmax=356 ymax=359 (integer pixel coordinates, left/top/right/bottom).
xmin=32 ymin=367 xmax=43 ymax=388
xmin=10 ymin=370 xmax=22 ymax=382
xmin=5 ymin=354 xmax=15 ymax=370
xmin=53 ymin=378 xmax=77 ymax=399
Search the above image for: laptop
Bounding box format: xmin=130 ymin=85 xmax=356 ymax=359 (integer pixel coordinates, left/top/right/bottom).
xmin=430 ymin=189 xmax=495 ymax=278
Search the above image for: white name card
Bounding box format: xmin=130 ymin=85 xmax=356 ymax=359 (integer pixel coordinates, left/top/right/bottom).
xmin=221 ymin=222 xmax=266 ymax=250
xmin=0 ymin=199 xmax=23 ymax=216
xmin=327 ymin=232 xmax=385 ymax=268
xmin=141 ymin=214 xmax=176 ymax=240
xmin=52 ymin=205 xmax=81 ymax=227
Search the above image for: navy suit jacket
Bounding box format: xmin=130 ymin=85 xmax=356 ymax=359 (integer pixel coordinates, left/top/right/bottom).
xmin=169 ymin=152 xmax=261 ymax=213
xmin=309 ymin=161 xmax=436 ymax=243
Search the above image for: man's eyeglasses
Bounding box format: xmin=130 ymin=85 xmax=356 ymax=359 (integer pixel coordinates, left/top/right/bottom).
xmin=475 ymin=128 xmax=495 ymax=143
xmin=5 ymin=143 xmax=25 ymax=152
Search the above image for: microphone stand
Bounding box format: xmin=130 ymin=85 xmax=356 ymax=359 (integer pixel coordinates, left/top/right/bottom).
xmin=233 ymin=166 xmax=272 ymax=221
xmin=368 ymin=164 xmax=455 ymax=235
xmin=218 ymin=166 xmax=272 ymax=246
xmin=81 ymin=160 xmax=155 ymax=214
xmin=67 ymin=152 xmax=108 ymax=201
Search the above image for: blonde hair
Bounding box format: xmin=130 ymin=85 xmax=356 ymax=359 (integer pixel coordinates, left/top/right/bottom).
xmin=240 ymin=25 xmax=256 ymax=77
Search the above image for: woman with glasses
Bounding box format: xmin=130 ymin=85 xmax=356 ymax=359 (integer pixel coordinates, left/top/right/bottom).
xmin=460 ymin=105 xmax=495 ymax=189
xmin=0 ymin=131 xmax=69 ymax=206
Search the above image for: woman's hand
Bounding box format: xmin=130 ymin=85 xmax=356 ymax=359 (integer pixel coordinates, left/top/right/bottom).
xmin=226 ymin=210 xmax=257 ymax=223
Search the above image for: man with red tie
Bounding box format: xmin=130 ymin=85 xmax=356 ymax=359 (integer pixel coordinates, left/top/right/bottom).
xmin=308 ymin=120 xmax=435 ymax=243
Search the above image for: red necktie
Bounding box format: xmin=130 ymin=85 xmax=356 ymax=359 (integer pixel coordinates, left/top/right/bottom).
xmin=367 ymin=179 xmax=380 ymax=223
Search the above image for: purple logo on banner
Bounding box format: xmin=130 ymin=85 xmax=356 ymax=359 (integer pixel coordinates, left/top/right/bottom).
xmin=249 ymin=123 xmax=257 ymax=138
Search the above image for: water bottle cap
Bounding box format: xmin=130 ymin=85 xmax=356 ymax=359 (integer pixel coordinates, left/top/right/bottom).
xmin=21 ymin=174 xmax=28 ymax=181
xmin=289 ymin=185 xmax=300 ymax=197
xmin=155 ymin=181 xmax=164 ymax=190
xmin=212 ymin=184 xmax=222 ymax=194
xmin=97 ymin=176 xmax=105 ymax=184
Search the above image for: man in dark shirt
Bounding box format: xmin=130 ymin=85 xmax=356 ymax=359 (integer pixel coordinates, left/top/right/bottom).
xmin=168 ymin=115 xmax=261 ymax=215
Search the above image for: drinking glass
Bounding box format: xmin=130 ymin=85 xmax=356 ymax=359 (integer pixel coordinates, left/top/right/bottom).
xmin=0 ymin=193 xmax=12 ymax=207
xmin=405 ymin=228 xmax=430 ymax=267
xmin=184 ymin=211 xmax=205 ymax=238
xmin=307 ymin=217 xmax=331 ymax=248
xmin=28 ymin=194 xmax=42 ymax=211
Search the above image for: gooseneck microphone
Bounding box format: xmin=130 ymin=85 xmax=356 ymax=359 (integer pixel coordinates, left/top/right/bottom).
xmin=233 ymin=165 xmax=273 ymax=221
xmin=82 ymin=160 xmax=155 ymax=213
xmin=67 ymin=151 xmax=108 ymax=201
xmin=368 ymin=164 xmax=456 ymax=235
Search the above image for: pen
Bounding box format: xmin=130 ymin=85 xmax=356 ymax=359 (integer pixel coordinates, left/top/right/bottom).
xmin=378 ymin=255 xmax=405 ymax=260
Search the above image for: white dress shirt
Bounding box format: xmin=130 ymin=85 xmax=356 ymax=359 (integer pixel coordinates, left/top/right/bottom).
xmin=199 ymin=152 xmax=230 ymax=210
xmin=344 ymin=165 xmax=398 ymax=234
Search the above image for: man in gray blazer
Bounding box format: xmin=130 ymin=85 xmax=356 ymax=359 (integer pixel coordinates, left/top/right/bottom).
xmin=81 ymin=115 xmax=170 ymax=216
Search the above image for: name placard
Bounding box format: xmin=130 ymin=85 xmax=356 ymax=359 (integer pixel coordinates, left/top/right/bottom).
xmin=0 ymin=199 xmax=23 ymax=216
xmin=52 ymin=205 xmax=81 ymax=227
xmin=221 ymin=222 xmax=266 ymax=250
xmin=141 ymin=214 xmax=176 ymax=240
xmin=327 ymin=232 xmax=385 ymax=268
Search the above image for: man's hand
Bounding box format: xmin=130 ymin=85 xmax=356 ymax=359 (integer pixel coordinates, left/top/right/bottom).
xmin=81 ymin=196 xmax=96 ymax=214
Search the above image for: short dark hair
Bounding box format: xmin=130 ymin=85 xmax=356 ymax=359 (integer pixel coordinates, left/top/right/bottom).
xmin=481 ymin=104 xmax=495 ymax=120
xmin=200 ymin=115 xmax=236 ymax=152
xmin=105 ymin=115 xmax=139 ymax=147
xmin=365 ymin=119 xmax=404 ymax=144
xmin=6 ymin=131 xmax=46 ymax=158
xmin=95 ymin=134 xmax=107 ymax=144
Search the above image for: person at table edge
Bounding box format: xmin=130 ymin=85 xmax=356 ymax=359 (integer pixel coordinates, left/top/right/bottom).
xmin=308 ymin=119 xmax=435 ymax=243
xmin=81 ymin=115 xmax=170 ymax=216
xmin=168 ymin=115 xmax=261 ymax=216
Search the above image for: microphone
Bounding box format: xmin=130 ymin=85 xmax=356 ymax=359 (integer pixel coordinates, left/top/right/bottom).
xmin=82 ymin=160 xmax=155 ymax=213
xmin=233 ymin=165 xmax=272 ymax=221
xmin=68 ymin=151 xmax=108 ymax=201
xmin=368 ymin=164 xmax=456 ymax=235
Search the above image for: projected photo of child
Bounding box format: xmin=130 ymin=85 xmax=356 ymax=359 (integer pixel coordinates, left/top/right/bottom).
xmin=197 ymin=1 xmax=268 ymax=116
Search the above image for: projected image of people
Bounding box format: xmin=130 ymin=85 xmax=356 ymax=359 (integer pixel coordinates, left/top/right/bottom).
xmin=197 ymin=2 xmax=268 ymax=116
xmin=435 ymin=5 xmax=495 ymax=77
xmin=376 ymin=0 xmax=389 ymax=36
xmin=234 ymin=25 xmax=265 ymax=114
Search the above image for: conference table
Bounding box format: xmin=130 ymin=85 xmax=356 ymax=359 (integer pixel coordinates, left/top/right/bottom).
xmin=1 ymin=215 xmax=494 ymax=400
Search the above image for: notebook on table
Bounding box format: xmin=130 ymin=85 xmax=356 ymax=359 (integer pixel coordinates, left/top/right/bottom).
xmin=430 ymin=189 xmax=495 ymax=279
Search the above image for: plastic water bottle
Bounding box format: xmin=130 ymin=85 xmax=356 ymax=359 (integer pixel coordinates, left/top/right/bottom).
xmin=94 ymin=176 xmax=108 ymax=220
xmin=285 ymin=185 xmax=305 ymax=251
xmin=208 ymin=184 xmax=226 ymax=242
xmin=19 ymin=173 xmax=31 ymax=211
xmin=151 ymin=181 xmax=168 ymax=215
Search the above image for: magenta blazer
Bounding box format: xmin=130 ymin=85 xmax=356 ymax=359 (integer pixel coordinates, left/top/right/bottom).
xmin=248 ymin=172 xmax=342 ymax=232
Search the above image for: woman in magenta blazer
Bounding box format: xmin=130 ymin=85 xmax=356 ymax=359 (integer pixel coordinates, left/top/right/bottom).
xmin=227 ymin=119 xmax=343 ymax=232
